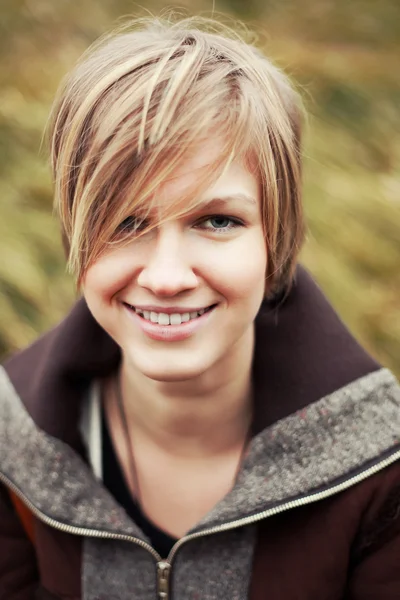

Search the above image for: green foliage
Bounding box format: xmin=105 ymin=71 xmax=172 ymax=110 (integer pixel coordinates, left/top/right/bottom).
xmin=0 ymin=0 xmax=399 ymax=376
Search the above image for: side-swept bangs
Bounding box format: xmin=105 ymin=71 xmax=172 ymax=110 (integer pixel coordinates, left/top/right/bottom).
xmin=47 ymin=16 xmax=306 ymax=296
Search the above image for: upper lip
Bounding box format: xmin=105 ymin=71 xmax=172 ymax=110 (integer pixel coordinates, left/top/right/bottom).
xmin=123 ymin=302 xmax=216 ymax=314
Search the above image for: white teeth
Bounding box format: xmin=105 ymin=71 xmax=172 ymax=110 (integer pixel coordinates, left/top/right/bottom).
xmin=132 ymin=306 xmax=212 ymax=325
xmin=158 ymin=312 xmax=170 ymax=325
xmin=170 ymin=313 xmax=182 ymax=325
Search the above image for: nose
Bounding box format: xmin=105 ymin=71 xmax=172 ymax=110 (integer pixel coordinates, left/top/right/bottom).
xmin=136 ymin=224 xmax=198 ymax=296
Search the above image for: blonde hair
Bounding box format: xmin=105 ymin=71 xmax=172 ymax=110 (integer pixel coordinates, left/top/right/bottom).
xmin=47 ymin=15 xmax=306 ymax=297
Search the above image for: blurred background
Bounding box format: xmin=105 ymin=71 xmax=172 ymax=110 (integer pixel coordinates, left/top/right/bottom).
xmin=0 ymin=0 xmax=399 ymax=376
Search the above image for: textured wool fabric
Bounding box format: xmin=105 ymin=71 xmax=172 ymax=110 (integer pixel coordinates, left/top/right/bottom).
xmin=170 ymin=526 xmax=256 ymax=600
xmin=193 ymin=367 xmax=400 ymax=532
xmin=0 ymin=366 xmax=140 ymax=539
xmin=1 ymin=366 xmax=399 ymax=541
xmin=82 ymin=527 xmax=256 ymax=600
xmin=1 ymin=365 xmax=400 ymax=599
xmin=83 ymin=538 xmax=158 ymax=600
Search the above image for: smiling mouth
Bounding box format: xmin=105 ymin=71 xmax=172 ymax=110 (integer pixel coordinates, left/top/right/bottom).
xmin=123 ymin=303 xmax=217 ymax=326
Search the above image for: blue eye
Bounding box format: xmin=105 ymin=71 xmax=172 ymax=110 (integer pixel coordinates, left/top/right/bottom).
xmin=198 ymin=215 xmax=243 ymax=233
xmin=209 ymin=216 xmax=232 ymax=228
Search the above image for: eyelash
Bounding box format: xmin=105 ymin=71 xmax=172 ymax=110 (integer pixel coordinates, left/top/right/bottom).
xmin=195 ymin=215 xmax=244 ymax=233
xmin=116 ymin=215 xmax=245 ymax=235
xmin=116 ymin=216 xmax=147 ymax=234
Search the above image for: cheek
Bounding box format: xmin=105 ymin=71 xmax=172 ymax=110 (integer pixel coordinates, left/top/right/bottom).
xmin=82 ymin=248 xmax=138 ymax=304
xmin=201 ymin=232 xmax=267 ymax=301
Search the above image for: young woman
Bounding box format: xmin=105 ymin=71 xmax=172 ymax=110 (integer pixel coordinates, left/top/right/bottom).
xmin=1 ymin=16 xmax=399 ymax=600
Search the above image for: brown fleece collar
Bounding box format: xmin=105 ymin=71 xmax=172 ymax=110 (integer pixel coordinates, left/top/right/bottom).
xmin=3 ymin=265 xmax=379 ymax=449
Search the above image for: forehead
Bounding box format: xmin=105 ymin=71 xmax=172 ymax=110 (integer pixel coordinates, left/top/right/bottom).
xmin=149 ymin=140 xmax=260 ymax=216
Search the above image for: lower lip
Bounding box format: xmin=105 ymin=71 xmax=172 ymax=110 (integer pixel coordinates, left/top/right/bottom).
xmin=124 ymin=305 xmax=216 ymax=341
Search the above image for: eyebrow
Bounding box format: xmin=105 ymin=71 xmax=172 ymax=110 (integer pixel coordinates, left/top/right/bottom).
xmin=199 ymin=194 xmax=257 ymax=209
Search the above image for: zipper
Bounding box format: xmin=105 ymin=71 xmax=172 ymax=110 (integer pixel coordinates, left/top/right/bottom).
xmin=1 ymin=446 xmax=400 ymax=598
xmin=0 ymin=471 xmax=162 ymax=560
xmin=157 ymin=561 xmax=171 ymax=600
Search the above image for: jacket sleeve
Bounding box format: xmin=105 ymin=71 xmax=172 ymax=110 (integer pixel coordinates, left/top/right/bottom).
xmin=344 ymin=459 xmax=400 ymax=600
xmin=0 ymin=484 xmax=39 ymax=600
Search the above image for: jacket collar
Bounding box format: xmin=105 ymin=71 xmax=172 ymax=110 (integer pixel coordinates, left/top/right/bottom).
xmin=251 ymin=266 xmax=380 ymax=433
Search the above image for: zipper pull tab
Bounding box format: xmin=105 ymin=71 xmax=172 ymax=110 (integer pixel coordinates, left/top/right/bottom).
xmin=157 ymin=561 xmax=171 ymax=600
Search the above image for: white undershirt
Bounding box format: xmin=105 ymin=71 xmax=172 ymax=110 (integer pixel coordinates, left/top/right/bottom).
xmin=79 ymin=380 xmax=103 ymax=480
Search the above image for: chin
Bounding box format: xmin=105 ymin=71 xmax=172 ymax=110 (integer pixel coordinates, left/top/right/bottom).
xmin=127 ymin=348 xmax=214 ymax=383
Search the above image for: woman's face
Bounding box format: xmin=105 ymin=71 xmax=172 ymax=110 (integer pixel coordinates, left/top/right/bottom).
xmin=82 ymin=143 xmax=267 ymax=383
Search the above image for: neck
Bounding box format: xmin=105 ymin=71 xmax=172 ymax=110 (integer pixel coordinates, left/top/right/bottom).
xmin=115 ymin=328 xmax=254 ymax=459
